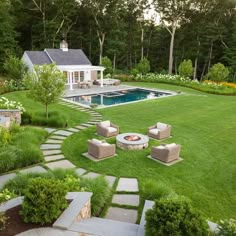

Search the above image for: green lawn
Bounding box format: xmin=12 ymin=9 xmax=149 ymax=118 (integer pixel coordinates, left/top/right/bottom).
xmin=3 ymin=91 xmax=90 ymax=127
xmin=62 ymin=82 xmax=236 ymax=221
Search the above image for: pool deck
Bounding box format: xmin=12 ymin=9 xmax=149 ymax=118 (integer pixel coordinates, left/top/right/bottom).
xmin=64 ymin=85 xmax=135 ymax=97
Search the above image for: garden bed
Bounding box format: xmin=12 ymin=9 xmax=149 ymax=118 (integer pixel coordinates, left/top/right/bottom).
xmin=0 ymin=205 xmax=52 ymax=236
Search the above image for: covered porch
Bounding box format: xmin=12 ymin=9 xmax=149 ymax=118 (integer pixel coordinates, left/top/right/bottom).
xmin=58 ymin=65 xmax=105 ymax=90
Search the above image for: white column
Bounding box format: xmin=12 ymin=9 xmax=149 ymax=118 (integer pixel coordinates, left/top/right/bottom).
xmin=69 ymin=71 xmax=73 ymax=90
xmin=100 ymin=70 xmax=104 ymax=87
xmin=78 ymin=71 xmax=80 ymax=83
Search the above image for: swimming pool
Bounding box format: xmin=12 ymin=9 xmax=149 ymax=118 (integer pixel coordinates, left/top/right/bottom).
xmin=66 ymin=88 xmax=172 ymax=107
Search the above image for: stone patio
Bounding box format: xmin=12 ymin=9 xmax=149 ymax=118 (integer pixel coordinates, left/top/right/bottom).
xmin=112 ymin=194 xmax=140 ymax=207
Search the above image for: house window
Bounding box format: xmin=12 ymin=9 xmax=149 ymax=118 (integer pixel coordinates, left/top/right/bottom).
xmin=80 ymin=71 xmax=84 ymax=81
xmin=74 ymin=71 xmax=79 ymax=82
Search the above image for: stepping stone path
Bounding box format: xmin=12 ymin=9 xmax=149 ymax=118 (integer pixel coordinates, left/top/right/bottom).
xmin=0 ymin=173 xmax=17 ymax=190
xmin=41 ymin=100 xmax=103 ymax=170
xmin=105 ymin=177 xmax=140 ymax=224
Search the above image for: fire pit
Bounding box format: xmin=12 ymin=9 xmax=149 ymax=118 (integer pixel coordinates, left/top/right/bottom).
xmin=116 ymin=133 xmax=149 ymax=150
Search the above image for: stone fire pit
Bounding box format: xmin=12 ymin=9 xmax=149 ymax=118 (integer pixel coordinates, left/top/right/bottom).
xmin=116 ymin=133 xmax=149 ymax=150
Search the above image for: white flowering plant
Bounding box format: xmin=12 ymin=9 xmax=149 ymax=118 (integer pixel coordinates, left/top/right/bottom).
xmin=0 ymin=97 xmax=25 ymax=113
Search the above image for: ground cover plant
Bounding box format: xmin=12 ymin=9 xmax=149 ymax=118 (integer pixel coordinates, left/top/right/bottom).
xmin=3 ymin=91 xmax=90 ymax=127
xmin=62 ymin=83 xmax=236 ymax=220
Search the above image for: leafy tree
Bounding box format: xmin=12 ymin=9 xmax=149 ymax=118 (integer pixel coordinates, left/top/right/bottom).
xmin=153 ymin=0 xmax=196 ymax=74
xmin=101 ymin=56 xmax=113 ymax=76
xmin=178 ymin=59 xmax=193 ymax=78
xmin=0 ymin=0 xmax=17 ymax=71
xmin=25 ymin=64 xmax=66 ymax=119
xmin=205 ymin=63 xmax=229 ymax=82
xmin=145 ymin=197 xmax=208 ymax=236
xmin=3 ymin=56 xmax=28 ymax=88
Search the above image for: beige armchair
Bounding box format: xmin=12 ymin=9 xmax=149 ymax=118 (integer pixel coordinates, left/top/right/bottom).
xmin=88 ymin=139 xmax=116 ymax=159
xmin=148 ymin=122 xmax=171 ymax=140
xmin=151 ymin=143 xmax=181 ymax=163
xmin=96 ymin=120 xmax=119 ymax=137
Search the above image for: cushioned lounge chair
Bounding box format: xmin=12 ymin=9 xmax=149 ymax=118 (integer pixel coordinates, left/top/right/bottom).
xmin=148 ymin=122 xmax=171 ymax=140
xmin=88 ymin=139 xmax=116 ymax=159
xmin=151 ymin=143 xmax=181 ymax=163
xmin=96 ymin=120 xmax=119 ymax=137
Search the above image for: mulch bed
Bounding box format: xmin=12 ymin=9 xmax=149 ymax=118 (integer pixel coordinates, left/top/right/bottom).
xmin=0 ymin=205 xmax=52 ymax=236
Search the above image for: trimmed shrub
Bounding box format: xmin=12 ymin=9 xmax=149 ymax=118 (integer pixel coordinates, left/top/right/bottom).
xmin=142 ymin=180 xmax=176 ymax=201
xmin=206 ymin=63 xmax=230 ymax=82
xmin=145 ymin=197 xmax=208 ymax=236
xmin=217 ymin=218 xmax=236 ymax=235
xmin=178 ymin=59 xmax=193 ymax=78
xmin=21 ymin=178 xmax=68 ymax=224
xmin=80 ymin=176 xmax=111 ymax=216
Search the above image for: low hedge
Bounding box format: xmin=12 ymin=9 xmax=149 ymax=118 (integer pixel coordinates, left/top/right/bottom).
xmin=22 ymin=110 xmax=68 ymax=128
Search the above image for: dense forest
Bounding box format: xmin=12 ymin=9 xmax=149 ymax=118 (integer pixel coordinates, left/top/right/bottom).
xmin=1 ymin=0 xmax=236 ymax=79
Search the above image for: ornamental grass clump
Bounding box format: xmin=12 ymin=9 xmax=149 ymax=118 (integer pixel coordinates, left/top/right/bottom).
xmin=21 ymin=178 xmax=68 ymax=225
xmin=145 ymin=197 xmax=208 ymax=236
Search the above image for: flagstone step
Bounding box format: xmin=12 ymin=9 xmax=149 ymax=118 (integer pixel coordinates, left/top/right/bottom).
xmin=42 ymin=150 xmax=62 ymax=156
xmin=0 ymin=173 xmax=17 ymax=190
xmin=45 ymin=154 xmax=65 ymax=162
xmin=45 ymin=160 xmax=76 ymax=170
xmin=44 ymin=128 xmax=57 ymax=133
xmin=40 ymin=144 xmax=61 ymax=150
xmin=67 ymin=128 xmax=80 ymax=133
xmin=112 ymin=194 xmax=140 ymax=207
xmin=50 ymin=135 xmax=67 ymax=140
xmin=53 ymin=130 xmax=74 ymax=136
xmin=80 ymin=123 xmax=94 ymax=127
xmin=19 ymin=166 xmax=47 ymax=174
xmin=116 ymin=178 xmax=139 ymax=192
xmin=75 ymin=168 xmax=87 ymax=176
xmin=75 ymin=125 xmax=87 ymax=130
xmin=45 ymin=139 xmax=63 ymax=144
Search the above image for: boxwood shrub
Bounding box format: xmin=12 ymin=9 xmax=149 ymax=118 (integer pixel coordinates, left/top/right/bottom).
xmin=21 ymin=178 xmax=68 ymax=224
xmin=145 ymin=197 xmax=208 ymax=236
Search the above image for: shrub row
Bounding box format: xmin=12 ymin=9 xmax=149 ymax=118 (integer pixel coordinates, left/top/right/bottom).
xmin=22 ymin=110 xmax=68 ymax=128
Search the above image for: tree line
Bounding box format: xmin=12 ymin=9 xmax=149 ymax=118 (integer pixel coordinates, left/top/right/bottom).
xmin=1 ymin=0 xmax=236 ymax=80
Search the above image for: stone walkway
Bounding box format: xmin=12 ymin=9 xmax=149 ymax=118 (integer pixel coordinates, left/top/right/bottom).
xmin=40 ymin=100 xmax=103 ymax=170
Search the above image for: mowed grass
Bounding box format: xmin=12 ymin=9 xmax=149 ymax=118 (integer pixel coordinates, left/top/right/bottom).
xmin=62 ymin=82 xmax=236 ymax=220
xmin=3 ymin=91 xmax=90 ymax=127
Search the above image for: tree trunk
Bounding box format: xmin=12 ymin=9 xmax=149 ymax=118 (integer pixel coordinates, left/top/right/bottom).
xmin=168 ymin=26 xmax=176 ymax=74
xmin=97 ymin=31 xmax=105 ymax=65
xmin=207 ymin=41 xmax=214 ymax=72
xmin=141 ymin=27 xmax=144 ymax=61
xmin=146 ymin=28 xmax=153 ymax=59
xmin=113 ymin=53 xmax=116 ymax=75
xmin=46 ymin=103 xmax=48 ymax=119
xmin=194 ymin=57 xmax=198 ymax=80
xmin=200 ymin=60 xmax=207 ymax=81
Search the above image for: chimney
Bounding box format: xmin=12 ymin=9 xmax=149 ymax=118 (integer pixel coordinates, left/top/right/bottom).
xmin=60 ymin=40 xmax=68 ymax=52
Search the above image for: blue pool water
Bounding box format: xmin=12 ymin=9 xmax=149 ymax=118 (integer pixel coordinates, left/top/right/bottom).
xmin=66 ymin=89 xmax=171 ymax=107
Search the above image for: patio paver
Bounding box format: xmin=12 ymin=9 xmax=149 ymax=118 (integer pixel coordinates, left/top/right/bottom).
xmin=105 ymin=175 xmax=116 ymax=188
xmin=45 ymin=160 xmax=76 ymax=170
xmin=67 ymin=128 xmax=80 ymax=132
xmin=50 ymin=135 xmax=67 ymax=140
xmin=105 ymin=207 xmax=138 ymax=224
xmin=112 ymin=194 xmax=140 ymax=207
xmin=0 ymin=173 xmax=17 ymax=189
xmin=116 ymin=178 xmax=139 ymax=192
xmin=19 ymin=166 xmax=47 ymax=174
xmin=44 ymin=128 xmax=57 ymax=133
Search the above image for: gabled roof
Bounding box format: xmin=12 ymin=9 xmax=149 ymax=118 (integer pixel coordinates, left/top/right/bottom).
xmin=45 ymin=49 xmax=92 ymax=65
xmin=25 ymin=49 xmax=92 ymax=66
xmin=25 ymin=51 xmax=51 ymax=65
